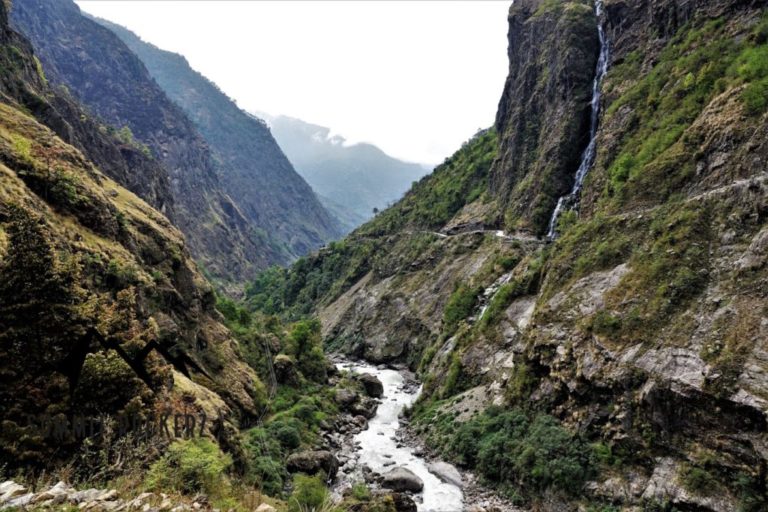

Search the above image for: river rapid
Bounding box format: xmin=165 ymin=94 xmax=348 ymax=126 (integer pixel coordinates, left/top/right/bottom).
xmin=335 ymin=360 xmax=464 ymax=512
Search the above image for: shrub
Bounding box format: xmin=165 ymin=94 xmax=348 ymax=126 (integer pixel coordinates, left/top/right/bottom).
xmin=351 ymin=482 xmax=371 ymax=501
xmin=250 ymin=456 xmax=284 ymax=497
xmin=269 ymin=421 xmax=301 ymax=450
xmin=288 ymin=473 xmax=328 ymax=512
xmin=146 ymin=438 xmax=232 ymax=497
xmin=679 ymin=463 xmax=717 ymax=494
xmin=443 ymin=284 xmax=480 ymax=334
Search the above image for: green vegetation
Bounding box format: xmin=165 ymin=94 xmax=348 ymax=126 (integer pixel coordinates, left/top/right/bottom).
xmin=245 ymin=237 xmax=378 ymax=319
xmin=443 ymin=283 xmax=481 ymax=334
xmin=678 ymin=463 xmax=717 ymax=495
xmin=10 ymin=134 xmax=33 ymax=164
xmin=146 ymin=438 xmax=232 ymax=497
xmin=601 ymin=13 xmax=768 ymax=209
xmin=412 ymin=405 xmax=593 ymax=501
xmin=287 ymin=474 xmax=328 ymax=512
xmin=359 ymin=129 xmax=496 ymax=236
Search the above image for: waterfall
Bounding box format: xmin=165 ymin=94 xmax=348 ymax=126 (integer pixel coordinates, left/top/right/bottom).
xmin=547 ymin=0 xmax=610 ymax=240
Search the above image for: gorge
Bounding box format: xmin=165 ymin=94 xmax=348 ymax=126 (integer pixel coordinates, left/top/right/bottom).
xmin=1 ymin=0 xmax=767 ymax=511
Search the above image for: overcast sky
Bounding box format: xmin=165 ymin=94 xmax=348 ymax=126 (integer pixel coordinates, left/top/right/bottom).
xmin=76 ymin=1 xmax=510 ymax=165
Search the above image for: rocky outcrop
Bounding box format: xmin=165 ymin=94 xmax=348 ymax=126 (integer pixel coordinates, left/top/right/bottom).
xmin=0 ymin=481 xmax=225 ymax=512
xmin=489 ymin=0 xmax=600 ymax=234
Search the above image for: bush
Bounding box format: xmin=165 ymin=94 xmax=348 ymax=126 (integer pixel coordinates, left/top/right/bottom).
xmin=288 ymin=473 xmax=328 ymax=512
xmin=351 ymin=482 xmax=371 ymax=501
xmin=250 ymin=456 xmax=284 ymax=497
xmin=269 ymin=421 xmax=301 ymax=450
xmin=146 ymin=438 xmax=232 ymax=497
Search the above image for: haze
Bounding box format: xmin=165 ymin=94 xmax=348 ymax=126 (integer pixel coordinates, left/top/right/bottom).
xmin=75 ymin=0 xmax=510 ymax=165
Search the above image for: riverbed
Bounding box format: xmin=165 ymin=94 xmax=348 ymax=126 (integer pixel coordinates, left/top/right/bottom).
xmin=336 ymin=360 xmax=464 ymax=512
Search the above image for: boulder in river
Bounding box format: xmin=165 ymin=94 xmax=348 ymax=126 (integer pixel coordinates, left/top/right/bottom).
xmin=382 ymin=467 xmax=424 ymax=493
xmin=389 ymin=492 xmax=418 ymax=512
xmin=357 ymin=373 xmax=384 ymax=397
xmin=371 ymin=490 xmax=417 ymax=512
xmin=286 ymin=450 xmax=339 ymax=479
xmin=427 ymin=461 xmax=463 ymax=488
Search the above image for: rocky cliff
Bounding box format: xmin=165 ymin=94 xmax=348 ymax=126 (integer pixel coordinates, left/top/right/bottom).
xmin=93 ymin=18 xmax=343 ymax=257
xmin=0 ymin=0 xmax=263 ymax=472
xmin=9 ymin=0 xmax=328 ymax=292
xmin=249 ymin=0 xmax=768 ymax=509
xmin=490 ymin=0 xmax=600 ymax=235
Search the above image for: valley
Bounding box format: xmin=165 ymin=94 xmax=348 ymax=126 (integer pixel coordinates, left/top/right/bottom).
xmin=1 ymin=0 xmax=767 ymax=511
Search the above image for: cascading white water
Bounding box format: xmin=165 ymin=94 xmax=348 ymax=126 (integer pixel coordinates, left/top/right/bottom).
xmin=547 ymin=0 xmax=610 ymax=240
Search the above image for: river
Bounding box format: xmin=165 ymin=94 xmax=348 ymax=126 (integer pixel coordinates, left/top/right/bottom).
xmin=336 ymin=361 xmax=464 ymax=512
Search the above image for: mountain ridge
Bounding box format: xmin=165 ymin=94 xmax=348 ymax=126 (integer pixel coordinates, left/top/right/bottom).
xmin=10 ymin=0 xmax=341 ymax=293
xmin=255 ymin=112 xmax=432 ymax=232
xmin=90 ymin=15 xmax=343 ymax=256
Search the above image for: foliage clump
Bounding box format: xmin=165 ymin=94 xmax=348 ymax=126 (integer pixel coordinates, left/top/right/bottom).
xmin=146 ymin=438 xmax=232 ymax=497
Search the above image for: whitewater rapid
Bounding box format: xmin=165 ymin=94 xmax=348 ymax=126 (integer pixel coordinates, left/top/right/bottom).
xmin=336 ymin=361 xmax=464 ymax=512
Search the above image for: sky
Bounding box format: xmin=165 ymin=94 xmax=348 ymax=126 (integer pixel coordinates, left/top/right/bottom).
xmin=76 ymin=1 xmax=511 ymax=165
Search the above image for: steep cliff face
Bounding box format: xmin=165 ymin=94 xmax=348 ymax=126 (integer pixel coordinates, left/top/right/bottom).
xmin=94 ymin=19 xmax=343 ymax=257
xmin=9 ymin=0 xmax=299 ymax=291
xmin=490 ymin=0 xmax=600 ymax=235
xmin=0 ymin=1 xmax=263 ymax=471
xmin=249 ymin=0 xmax=768 ymax=508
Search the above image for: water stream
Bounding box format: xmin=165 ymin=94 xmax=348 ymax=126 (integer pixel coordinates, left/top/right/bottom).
xmin=336 ymin=361 xmax=464 ymax=512
xmin=546 ymin=0 xmax=610 ymax=240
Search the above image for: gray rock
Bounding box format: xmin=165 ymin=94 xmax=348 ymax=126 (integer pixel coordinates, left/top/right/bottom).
xmin=5 ymin=492 xmax=35 ymax=508
xmin=427 ymin=461 xmax=463 ymax=488
xmin=382 ymin=467 xmax=424 ymax=493
xmin=286 ymin=450 xmax=339 ymax=479
xmin=335 ymin=388 xmax=359 ymax=408
xmin=351 ymin=397 xmax=378 ymax=419
xmin=358 ymin=373 xmax=384 ymax=397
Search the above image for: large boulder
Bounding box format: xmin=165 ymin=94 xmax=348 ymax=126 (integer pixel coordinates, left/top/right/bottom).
xmin=382 ymin=467 xmax=424 ymax=493
xmin=334 ymin=388 xmax=359 ymax=409
xmin=357 ymin=373 xmax=384 ymax=398
xmin=286 ymin=450 xmax=339 ymax=480
xmin=427 ymin=461 xmax=463 ymax=488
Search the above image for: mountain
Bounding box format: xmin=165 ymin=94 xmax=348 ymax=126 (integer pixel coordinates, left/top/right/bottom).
xmin=9 ymin=0 xmax=339 ymax=293
xmin=246 ymin=0 xmax=768 ymax=509
xmin=256 ymin=114 xmax=432 ymax=231
xmin=0 ymin=0 xmax=263 ymax=469
xmin=0 ymin=6 xmax=399 ymax=510
xmin=90 ymin=17 xmax=343 ymax=254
